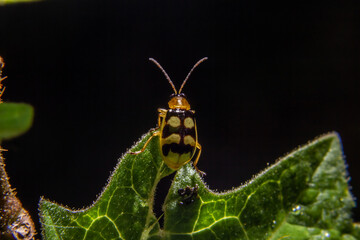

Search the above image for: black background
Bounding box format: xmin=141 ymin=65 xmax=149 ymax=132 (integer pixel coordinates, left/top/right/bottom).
xmin=0 ymin=0 xmax=359 ymax=233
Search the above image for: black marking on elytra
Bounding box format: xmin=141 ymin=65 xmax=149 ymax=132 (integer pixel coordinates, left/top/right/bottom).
xmin=162 ymin=124 xmax=196 ymax=140
xmin=161 ymin=109 xmax=196 ymax=157
xmin=162 ymin=143 xmax=194 ymax=156
xmin=164 ymin=109 xmax=194 ymax=121
xmin=162 ymin=109 xmax=196 ymax=139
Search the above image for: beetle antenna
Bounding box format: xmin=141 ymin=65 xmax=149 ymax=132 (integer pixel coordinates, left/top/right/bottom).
xmin=179 ymin=57 xmax=208 ymax=94
xmin=149 ymin=58 xmax=177 ymax=94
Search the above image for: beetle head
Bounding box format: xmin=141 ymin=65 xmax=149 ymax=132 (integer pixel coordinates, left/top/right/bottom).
xmin=168 ymin=93 xmax=190 ymax=110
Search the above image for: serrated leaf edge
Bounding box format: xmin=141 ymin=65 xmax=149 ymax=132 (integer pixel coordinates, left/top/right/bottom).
xmin=163 ymin=131 xmax=358 ymax=239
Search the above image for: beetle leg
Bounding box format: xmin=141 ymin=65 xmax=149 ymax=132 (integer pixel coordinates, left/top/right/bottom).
xmin=157 ymin=108 xmax=167 ymax=127
xmin=158 ymin=108 xmax=167 ymax=114
xmin=193 ymin=143 xmax=206 ymax=176
xmin=130 ymin=131 xmax=160 ymax=155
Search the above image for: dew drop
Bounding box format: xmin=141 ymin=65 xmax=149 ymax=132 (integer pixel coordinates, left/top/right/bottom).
xmin=291 ymin=205 xmax=302 ymax=215
xmin=271 ymin=220 xmax=277 ymax=229
xmin=292 ymin=205 xmax=301 ymax=212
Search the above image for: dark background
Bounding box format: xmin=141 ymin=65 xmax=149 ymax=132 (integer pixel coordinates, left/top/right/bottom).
xmin=0 ymin=0 xmax=359 ymax=233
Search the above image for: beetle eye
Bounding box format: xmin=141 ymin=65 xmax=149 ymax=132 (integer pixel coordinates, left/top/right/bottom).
xmin=169 ymin=93 xmax=176 ymax=98
xmin=179 ymin=93 xmax=186 ymax=98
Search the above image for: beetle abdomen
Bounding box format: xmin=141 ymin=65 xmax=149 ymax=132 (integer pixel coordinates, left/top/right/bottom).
xmin=160 ymin=109 xmax=197 ymax=169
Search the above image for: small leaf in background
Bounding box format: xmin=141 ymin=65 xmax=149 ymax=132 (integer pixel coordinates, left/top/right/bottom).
xmin=0 ymin=57 xmax=34 ymax=141
xmin=0 ymin=103 xmax=34 ymax=140
xmin=40 ymin=132 xmax=359 ymax=239
xmin=0 ymin=0 xmax=42 ymax=6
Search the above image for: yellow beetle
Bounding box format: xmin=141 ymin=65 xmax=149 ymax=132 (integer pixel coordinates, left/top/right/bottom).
xmin=131 ymin=58 xmax=207 ymax=175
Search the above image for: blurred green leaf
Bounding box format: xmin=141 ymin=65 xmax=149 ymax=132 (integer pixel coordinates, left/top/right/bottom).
xmin=0 ymin=103 xmax=34 ymax=140
xmin=0 ymin=0 xmax=41 ymax=5
xmin=39 ymin=132 xmax=359 ymax=239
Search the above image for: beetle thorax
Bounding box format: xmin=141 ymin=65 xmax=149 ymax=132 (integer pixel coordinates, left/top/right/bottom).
xmin=168 ymin=95 xmax=190 ymax=110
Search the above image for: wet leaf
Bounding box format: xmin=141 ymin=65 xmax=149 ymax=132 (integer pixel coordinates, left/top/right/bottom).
xmin=39 ymin=132 xmax=359 ymax=239
xmin=164 ymin=133 xmax=358 ymax=240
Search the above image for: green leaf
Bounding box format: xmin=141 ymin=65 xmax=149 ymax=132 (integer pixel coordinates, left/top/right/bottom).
xmin=0 ymin=103 xmax=34 ymax=140
xmin=39 ymin=132 xmax=359 ymax=239
xmin=40 ymin=132 xmax=174 ymax=240
xmin=163 ymin=133 xmax=358 ymax=240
